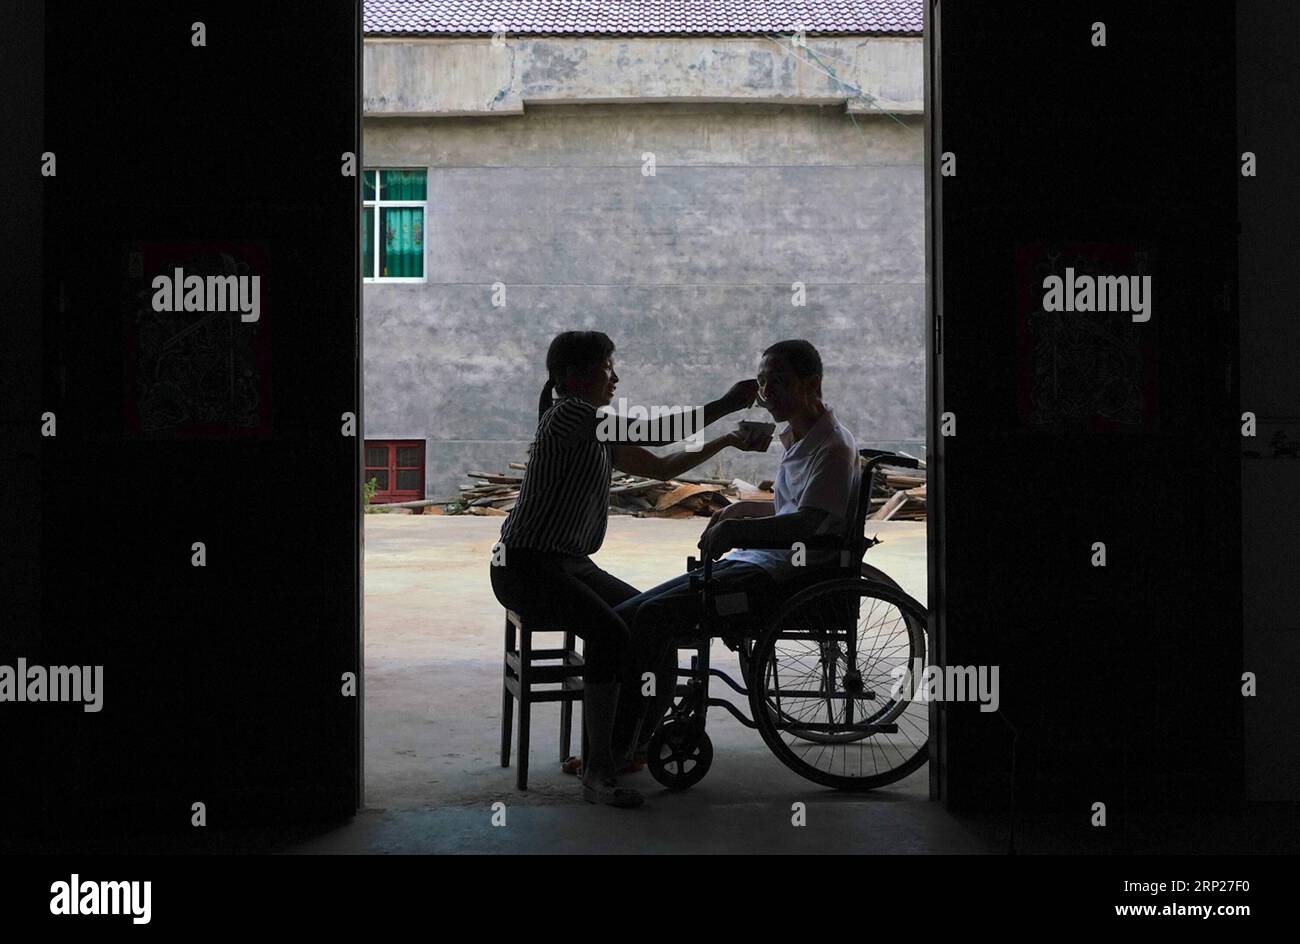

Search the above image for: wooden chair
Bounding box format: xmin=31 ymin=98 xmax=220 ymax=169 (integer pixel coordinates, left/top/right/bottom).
xmin=500 ymin=610 xmax=586 ymax=789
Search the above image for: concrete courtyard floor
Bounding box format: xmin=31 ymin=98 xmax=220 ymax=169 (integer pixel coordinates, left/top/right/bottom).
xmin=293 ymin=514 xmax=996 ymax=853
xmin=21 ymin=513 xmax=1293 ymax=855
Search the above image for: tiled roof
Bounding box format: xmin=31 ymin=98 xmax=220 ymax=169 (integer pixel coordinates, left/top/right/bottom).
xmin=364 ymin=1 xmax=923 ymax=37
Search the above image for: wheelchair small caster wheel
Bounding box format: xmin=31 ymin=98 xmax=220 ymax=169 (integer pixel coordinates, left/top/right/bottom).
xmin=647 ymin=720 xmax=713 ymax=791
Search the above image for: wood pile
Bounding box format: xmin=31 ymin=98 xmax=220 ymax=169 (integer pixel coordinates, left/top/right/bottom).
xmin=867 ymin=463 xmax=927 ymax=522
xmin=425 ymin=462 xmax=773 ymax=518
xmin=419 ymin=456 xmax=926 ymax=523
xmin=607 ymin=477 xmax=775 ymax=519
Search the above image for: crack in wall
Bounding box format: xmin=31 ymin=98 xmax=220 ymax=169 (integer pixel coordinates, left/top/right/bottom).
xmin=488 ymin=40 xmax=517 ymax=110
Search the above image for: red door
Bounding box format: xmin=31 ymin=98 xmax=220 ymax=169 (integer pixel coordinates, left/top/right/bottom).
xmin=364 ymin=440 xmax=425 ymax=503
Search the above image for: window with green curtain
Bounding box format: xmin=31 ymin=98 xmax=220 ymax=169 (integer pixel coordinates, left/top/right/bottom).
xmin=381 ymin=207 xmax=423 ymax=278
xmin=362 ymin=167 xmax=426 ymax=280
xmin=380 ymin=169 xmax=426 ymax=201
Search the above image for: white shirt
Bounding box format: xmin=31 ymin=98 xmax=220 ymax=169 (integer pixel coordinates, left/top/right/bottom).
xmin=725 ymin=406 xmax=860 ymax=581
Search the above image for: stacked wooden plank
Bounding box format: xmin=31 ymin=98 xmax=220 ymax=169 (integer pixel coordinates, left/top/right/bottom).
xmin=866 ymin=464 xmax=927 ymax=522
xmin=438 ymin=462 xmax=775 ymax=518
xmin=430 ymin=457 xmax=926 ymax=522
xmin=451 ymin=469 xmax=521 ymax=515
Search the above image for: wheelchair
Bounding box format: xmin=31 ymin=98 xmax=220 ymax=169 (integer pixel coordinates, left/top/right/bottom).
xmin=642 ymin=449 xmax=931 ymax=792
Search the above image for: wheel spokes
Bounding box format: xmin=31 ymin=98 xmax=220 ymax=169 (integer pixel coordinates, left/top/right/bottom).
xmin=754 ymin=582 xmax=929 ymax=784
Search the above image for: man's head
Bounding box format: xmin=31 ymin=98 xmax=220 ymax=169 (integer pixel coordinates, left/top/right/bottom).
xmin=757 ymin=339 xmax=823 ymax=422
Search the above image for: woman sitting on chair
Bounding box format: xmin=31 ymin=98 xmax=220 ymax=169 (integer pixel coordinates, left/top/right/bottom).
xmin=489 ymin=330 xmax=766 ymax=808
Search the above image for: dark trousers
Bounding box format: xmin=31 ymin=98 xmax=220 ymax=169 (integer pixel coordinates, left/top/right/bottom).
xmin=489 ymin=547 xmax=640 ymax=683
xmin=611 ymin=559 xmax=781 ymax=750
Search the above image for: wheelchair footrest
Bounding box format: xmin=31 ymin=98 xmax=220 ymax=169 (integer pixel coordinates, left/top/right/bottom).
xmin=705 ymin=697 xmax=758 ymax=730
xmin=777 ymin=721 xmax=900 ymax=734
xmin=707 ymin=668 xmax=748 ymax=697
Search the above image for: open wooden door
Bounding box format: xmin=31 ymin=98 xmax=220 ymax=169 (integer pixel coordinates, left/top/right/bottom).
xmin=927 ymin=0 xmax=1242 ymax=823
xmin=6 ymin=1 xmax=364 ymax=839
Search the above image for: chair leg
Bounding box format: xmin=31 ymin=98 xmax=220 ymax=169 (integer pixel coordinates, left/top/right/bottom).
xmin=517 ymin=626 xmax=531 ymax=790
xmin=559 ymin=630 xmax=575 ymax=761
xmin=500 ymin=616 xmax=516 ymax=768
xmin=581 ymin=701 xmax=589 ymax=768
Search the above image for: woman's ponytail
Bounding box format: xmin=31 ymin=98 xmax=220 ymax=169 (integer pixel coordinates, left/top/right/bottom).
xmin=537 ymin=378 xmax=557 ymax=422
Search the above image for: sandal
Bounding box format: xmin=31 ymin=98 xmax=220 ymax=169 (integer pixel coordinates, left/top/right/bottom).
xmin=582 ymin=775 xmax=643 ymax=808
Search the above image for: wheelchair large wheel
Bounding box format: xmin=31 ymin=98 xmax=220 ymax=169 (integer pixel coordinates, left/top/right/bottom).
xmin=737 ymin=562 xmax=899 ymax=692
xmin=790 ymin=567 xmax=921 ymax=746
xmin=859 ymin=561 xmax=903 ymax=592
xmin=748 ymin=577 xmax=930 ymax=791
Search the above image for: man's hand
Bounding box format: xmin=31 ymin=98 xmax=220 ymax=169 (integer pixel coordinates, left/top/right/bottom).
xmin=720 ymin=379 xmax=759 ymax=413
xmin=707 ymin=498 xmax=776 ymax=531
xmin=697 ymin=518 xmax=737 ymax=561
xmin=705 ymin=502 xmax=744 ymax=531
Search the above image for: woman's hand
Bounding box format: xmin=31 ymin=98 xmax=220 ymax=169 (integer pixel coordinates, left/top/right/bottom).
xmin=726 ymin=425 xmax=772 ymax=453
xmin=720 ymin=379 xmax=759 ymax=414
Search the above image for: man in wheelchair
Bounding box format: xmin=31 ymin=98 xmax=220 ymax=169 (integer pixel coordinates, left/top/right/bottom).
xmin=609 ymin=339 xmax=861 ymax=768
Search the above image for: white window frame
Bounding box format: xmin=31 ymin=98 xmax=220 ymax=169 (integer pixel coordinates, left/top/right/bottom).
xmin=363 ymin=167 xmax=428 ymax=284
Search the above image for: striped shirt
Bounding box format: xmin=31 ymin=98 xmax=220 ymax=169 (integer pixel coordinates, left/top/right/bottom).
xmin=498 ymin=395 xmax=613 ymax=556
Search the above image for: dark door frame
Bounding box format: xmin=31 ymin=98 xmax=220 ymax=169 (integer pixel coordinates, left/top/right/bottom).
xmin=923 ymin=0 xmax=947 ymax=803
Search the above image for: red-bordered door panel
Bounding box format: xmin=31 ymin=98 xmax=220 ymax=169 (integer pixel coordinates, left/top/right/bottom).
xmin=364 ymin=440 xmax=424 ymax=503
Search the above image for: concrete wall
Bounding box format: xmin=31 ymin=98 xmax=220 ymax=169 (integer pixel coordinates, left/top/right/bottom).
xmin=363 ymin=38 xmax=925 ymax=498
xmin=364 ymin=35 xmax=923 ymax=117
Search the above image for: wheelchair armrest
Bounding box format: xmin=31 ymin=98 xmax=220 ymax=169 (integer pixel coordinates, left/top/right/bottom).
xmin=860 ymin=448 xmax=921 ymax=471
xmin=687 ymin=535 xmax=849 ymax=587
xmin=728 ymin=535 xmax=843 ymax=551
xmin=686 ymin=535 xmax=840 ymax=569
